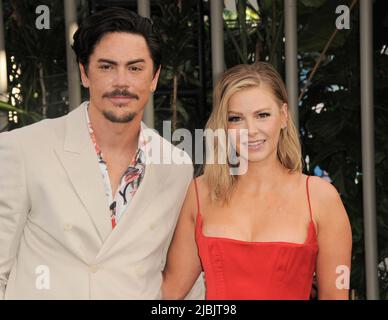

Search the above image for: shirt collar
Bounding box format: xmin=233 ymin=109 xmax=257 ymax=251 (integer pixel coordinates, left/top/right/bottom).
xmin=83 ymin=101 xmax=148 ymax=164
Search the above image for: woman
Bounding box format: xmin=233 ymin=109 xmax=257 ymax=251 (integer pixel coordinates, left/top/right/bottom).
xmin=162 ymin=62 xmax=352 ymax=300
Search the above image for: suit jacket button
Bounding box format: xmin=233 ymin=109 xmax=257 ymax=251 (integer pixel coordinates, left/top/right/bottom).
xmin=89 ymin=265 xmax=99 ymax=273
xmin=64 ymin=223 xmax=73 ymax=231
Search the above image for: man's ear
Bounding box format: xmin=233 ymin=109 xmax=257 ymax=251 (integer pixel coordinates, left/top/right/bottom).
xmin=150 ymin=66 xmax=161 ymax=92
xmin=79 ymin=63 xmax=89 ymax=88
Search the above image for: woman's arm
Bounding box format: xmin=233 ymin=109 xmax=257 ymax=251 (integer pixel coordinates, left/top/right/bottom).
xmin=310 ymin=177 xmax=353 ymax=300
xmin=162 ymin=180 xmax=203 ymax=299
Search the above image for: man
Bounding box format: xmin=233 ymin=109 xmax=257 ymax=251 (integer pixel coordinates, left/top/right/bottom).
xmin=0 ymin=7 xmax=204 ymax=299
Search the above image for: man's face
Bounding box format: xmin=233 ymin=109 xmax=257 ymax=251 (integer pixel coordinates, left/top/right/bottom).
xmin=79 ymin=32 xmax=160 ymax=123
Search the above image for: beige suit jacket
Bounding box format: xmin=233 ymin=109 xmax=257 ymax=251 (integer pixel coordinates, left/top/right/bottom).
xmin=0 ymin=104 xmax=204 ymax=299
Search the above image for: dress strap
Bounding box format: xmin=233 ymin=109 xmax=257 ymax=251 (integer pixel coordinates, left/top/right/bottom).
xmin=306 ymin=176 xmax=313 ymax=222
xmin=193 ymin=178 xmax=201 ymax=215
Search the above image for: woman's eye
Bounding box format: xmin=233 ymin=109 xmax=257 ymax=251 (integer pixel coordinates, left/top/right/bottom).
xmin=228 ymin=116 xmax=242 ymax=122
xmin=257 ymin=112 xmax=270 ymax=118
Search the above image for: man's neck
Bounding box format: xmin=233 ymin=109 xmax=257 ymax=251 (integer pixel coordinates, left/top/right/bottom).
xmin=87 ymin=104 xmax=142 ymax=155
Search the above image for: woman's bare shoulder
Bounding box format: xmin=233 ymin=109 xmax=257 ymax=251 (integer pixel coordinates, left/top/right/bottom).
xmin=183 ymin=175 xmax=209 ymax=222
xmin=194 ymin=175 xmax=210 ymax=195
xmin=193 ymin=175 xmax=211 ymax=210
xmin=306 ymin=175 xmax=346 ymax=223
xmin=307 ymin=175 xmax=341 ymax=202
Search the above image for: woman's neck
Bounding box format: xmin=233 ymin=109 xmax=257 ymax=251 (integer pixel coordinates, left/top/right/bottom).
xmin=235 ymin=158 xmax=291 ymax=195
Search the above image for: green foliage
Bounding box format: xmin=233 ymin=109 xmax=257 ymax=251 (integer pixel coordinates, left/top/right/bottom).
xmin=300 ymin=0 xmax=327 ymax=8
xmin=224 ymin=0 xmax=284 ymax=71
xmin=153 ymin=0 xmax=211 ymax=133
xmin=298 ymin=0 xmax=388 ymax=299
xmin=2 ymin=0 xmax=91 ymax=131
xmin=298 ymin=0 xmax=349 ymax=52
xmin=3 ymin=0 xmax=70 ymax=129
xmin=0 ymin=100 xmax=42 ymax=123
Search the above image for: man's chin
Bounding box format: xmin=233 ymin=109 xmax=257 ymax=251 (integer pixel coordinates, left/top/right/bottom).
xmin=102 ymin=110 xmax=137 ymax=123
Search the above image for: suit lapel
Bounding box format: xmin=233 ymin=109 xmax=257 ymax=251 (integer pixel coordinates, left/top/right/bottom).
xmin=54 ymin=105 xmax=111 ymax=242
xmin=94 ymin=132 xmax=173 ymax=260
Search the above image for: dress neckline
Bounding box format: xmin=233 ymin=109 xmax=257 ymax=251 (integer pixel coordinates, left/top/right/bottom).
xmin=194 ymin=175 xmax=318 ymax=247
xmin=196 ymin=210 xmax=318 ymax=247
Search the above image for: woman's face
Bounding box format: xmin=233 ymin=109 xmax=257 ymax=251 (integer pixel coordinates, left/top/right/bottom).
xmin=227 ymin=84 xmax=287 ymax=164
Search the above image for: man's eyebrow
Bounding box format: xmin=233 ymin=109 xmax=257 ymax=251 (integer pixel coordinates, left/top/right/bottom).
xmin=97 ymin=58 xmax=146 ymax=65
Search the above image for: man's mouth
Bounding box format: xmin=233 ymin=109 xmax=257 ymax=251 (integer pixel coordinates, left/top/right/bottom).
xmin=108 ymin=96 xmax=134 ymax=103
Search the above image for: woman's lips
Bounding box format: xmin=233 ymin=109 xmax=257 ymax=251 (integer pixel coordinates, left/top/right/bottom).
xmin=243 ymin=139 xmax=266 ymax=151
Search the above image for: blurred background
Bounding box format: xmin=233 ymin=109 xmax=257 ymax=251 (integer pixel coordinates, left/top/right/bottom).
xmin=0 ymin=0 xmax=387 ymax=300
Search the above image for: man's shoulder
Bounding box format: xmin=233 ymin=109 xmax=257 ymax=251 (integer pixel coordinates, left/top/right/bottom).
xmin=0 ymin=113 xmax=70 ymax=148
xmin=0 ymin=104 xmax=85 ymax=144
xmin=4 ymin=114 xmax=66 ymax=134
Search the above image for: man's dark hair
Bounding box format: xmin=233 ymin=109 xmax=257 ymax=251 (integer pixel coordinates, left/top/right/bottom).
xmin=72 ymin=7 xmax=161 ymax=75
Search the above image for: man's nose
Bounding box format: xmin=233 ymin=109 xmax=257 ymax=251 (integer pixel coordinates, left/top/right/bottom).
xmin=113 ymin=68 xmax=129 ymax=87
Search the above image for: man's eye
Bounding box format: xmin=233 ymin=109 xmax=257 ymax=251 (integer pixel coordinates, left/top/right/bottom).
xmin=228 ymin=116 xmax=241 ymax=122
xmin=99 ymin=65 xmax=112 ymax=70
xmin=129 ymin=66 xmax=142 ymax=72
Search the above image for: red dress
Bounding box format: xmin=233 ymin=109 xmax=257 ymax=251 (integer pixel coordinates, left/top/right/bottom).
xmin=194 ymin=176 xmax=319 ymax=300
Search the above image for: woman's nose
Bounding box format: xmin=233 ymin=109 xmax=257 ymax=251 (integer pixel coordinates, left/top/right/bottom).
xmin=246 ymin=118 xmax=259 ymax=136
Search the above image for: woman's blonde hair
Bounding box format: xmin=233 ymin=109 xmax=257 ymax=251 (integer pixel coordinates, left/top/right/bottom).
xmin=203 ymin=62 xmax=302 ymax=205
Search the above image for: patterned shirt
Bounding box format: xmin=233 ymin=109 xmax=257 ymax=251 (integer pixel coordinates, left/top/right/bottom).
xmin=85 ymin=103 xmax=147 ymax=229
